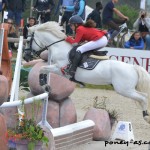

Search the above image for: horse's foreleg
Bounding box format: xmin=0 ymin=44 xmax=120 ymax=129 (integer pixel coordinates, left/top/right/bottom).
xmin=39 ymin=64 xmax=60 ymax=92
xmin=39 ymin=64 xmax=59 ymax=74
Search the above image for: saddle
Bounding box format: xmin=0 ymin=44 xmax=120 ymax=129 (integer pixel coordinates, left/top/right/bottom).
xmin=68 ymin=46 xmax=109 ymax=70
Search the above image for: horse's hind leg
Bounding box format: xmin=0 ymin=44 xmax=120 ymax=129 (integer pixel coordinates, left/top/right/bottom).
xmin=115 ymin=87 xmax=150 ymax=123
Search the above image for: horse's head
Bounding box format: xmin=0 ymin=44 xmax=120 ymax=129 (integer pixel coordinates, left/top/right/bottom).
xmin=23 ymin=22 xmax=67 ymax=62
xmin=23 ymin=31 xmax=45 ymax=62
xmin=23 ymin=32 xmax=35 ymax=62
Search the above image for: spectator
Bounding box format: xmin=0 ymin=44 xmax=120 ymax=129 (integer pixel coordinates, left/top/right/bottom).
xmin=23 ymin=17 xmax=36 ymax=39
xmin=65 ymin=15 xmax=108 ymax=79
xmin=64 ymin=0 xmax=86 ymax=20
xmin=133 ymin=10 xmax=150 ymax=50
xmin=33 ymin=0 xmax=55 ymax=23
xmin=133 ymin=11 xmax=149 ymax=37
xmin=7 ymin=18 xmax=17 ymax=57
xmin=7 ymin=0 xmax=26 ymax=34
xmin=124 ymin=31 xmax=144 ymax=50
xmin=0 ymin=0 xmax=6 ymax=22
xmin=102 ymin=0 xmax=129 ymax=40
xmin=60 ymin=0 xmax=75 ymax=35
xmin=86 ymin=2 xmax=103 ymax=28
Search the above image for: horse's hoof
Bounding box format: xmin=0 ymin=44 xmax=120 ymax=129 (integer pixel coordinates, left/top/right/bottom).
xmin=39 ymin=73 xmax=47 ymax=86
xmin=144 ymin=116 xmax=150 ymax=124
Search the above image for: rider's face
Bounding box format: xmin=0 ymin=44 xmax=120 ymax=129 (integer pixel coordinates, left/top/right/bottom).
xmin=70 ymin=24 xmax=75 ymax=31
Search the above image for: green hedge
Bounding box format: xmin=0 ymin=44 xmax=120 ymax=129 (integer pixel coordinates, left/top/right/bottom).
xmin=115 ymin=5 xmax=139 ymax=29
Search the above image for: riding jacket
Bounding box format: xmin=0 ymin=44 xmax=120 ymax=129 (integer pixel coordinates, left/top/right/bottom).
xmin=66 ymin=25 xmax=107 ymax=44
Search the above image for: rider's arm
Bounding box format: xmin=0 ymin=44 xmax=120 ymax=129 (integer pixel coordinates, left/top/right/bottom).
xmin=113 ymin=8 xmax=128 ymax=20
xmin=66 ymin=28 xmax=83 ymax=44
xmin=77 ymin=0 xmax=85 ymax=16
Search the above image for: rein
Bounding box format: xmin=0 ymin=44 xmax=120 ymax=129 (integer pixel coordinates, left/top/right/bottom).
xmin=29 ymin=32 xmax=65 ymax=57
xmin=36 ymin=39 xmax=65 ymax=56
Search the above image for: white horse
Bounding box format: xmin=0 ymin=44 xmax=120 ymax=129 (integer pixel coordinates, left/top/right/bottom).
xmin=25 ymin=21 xmax=150 ymax=124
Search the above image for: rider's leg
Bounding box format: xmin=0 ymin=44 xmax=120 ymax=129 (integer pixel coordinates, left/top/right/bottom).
xmin=68 ymin=50 xmax=82 ymax=77
xmin=68 ymin=36 xmax=108 ymax=78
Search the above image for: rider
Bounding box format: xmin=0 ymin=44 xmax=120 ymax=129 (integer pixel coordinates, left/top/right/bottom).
xmin=102 ymin=0 xmax=129 ymax=40
xmin=65 ymin=15 xmax=108 ymax=79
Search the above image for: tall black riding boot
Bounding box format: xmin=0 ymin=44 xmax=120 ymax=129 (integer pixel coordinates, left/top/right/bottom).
xmin=69 ymin=51 xmax=82 ymax=78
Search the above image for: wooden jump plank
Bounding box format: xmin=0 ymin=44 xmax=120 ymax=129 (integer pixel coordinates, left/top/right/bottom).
xmin=51 ymin=120 xmax=95 ymax=150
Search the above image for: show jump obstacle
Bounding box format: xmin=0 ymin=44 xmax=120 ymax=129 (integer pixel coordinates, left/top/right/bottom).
xmin=0 ymin=23 xmax=12 ymax=93
xmin=0 ymin=28 xmax=95 ymax=149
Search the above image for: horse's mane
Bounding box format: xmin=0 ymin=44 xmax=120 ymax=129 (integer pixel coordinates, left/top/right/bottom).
xmin=28 ymin=21 xmax=67 ymax=39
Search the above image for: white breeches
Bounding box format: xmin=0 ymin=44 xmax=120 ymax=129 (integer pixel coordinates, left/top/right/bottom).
xmin=76 ymin=36 xmax=108 ymax=53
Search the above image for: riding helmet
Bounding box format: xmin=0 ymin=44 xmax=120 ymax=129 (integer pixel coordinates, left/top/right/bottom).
xmin=69 ymin=15 xmax=83 ymax=24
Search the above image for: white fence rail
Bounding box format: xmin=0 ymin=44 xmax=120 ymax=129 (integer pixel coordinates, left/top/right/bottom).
xmin=0 ymin=28 xmax=4 ymax=67
xmin=0 ymin=93 xmax=52 ymax=130
xmin=6 ymin=36 xmax=52 ymax=130
xmin=10 ymin=36 xmax=23 ymax=102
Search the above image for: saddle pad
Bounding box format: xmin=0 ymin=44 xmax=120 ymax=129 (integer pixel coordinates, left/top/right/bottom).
xmin=90 ymin=55 xmax=109 ymax=60
xmin=79 ymin=57 xmax=100 ymax=70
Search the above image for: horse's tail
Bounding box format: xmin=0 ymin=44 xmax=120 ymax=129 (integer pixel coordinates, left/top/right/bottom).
xmin=134 ymin=65 xmax=150 ymax=112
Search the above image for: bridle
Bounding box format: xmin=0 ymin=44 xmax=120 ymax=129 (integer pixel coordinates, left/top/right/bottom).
xmin=24 ymin=32 xmax=65 ymax=61
xmin=29 ymin=32 xmax=65 ymax=57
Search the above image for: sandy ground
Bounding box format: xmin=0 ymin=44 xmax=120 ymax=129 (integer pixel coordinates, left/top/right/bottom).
xmin=69 ymin=88 xmax=150 ymax=150
xmin=19 ymin=87 xmax=150 ymax=150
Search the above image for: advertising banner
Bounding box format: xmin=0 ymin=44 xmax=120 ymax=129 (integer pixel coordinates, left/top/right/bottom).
xmin=101 ymin=47 xmax=150 ymax=73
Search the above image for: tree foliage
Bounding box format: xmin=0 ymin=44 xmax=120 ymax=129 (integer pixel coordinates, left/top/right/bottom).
xmin=115 ymin=5 xmax=139 ymax=29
